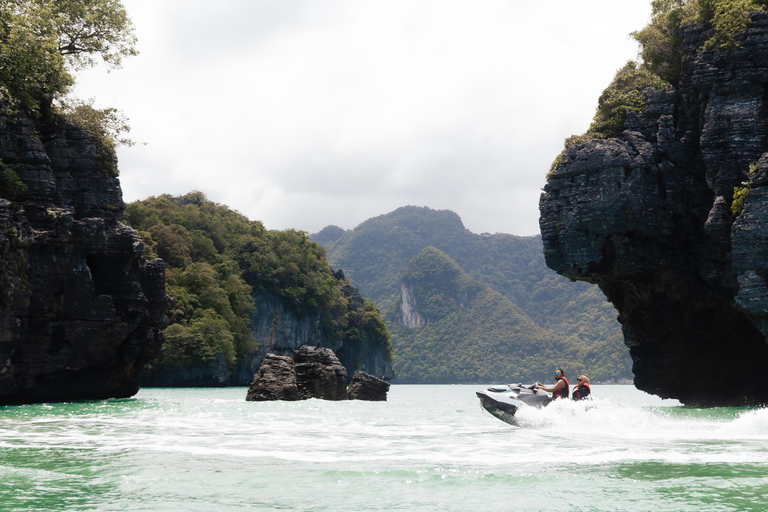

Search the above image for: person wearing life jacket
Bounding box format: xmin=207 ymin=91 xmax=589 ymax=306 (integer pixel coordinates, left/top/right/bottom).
xmin=535 ymin=368 xmax=569 ymax=399
xmin=572 ymin=375 xmax=592 ymax=401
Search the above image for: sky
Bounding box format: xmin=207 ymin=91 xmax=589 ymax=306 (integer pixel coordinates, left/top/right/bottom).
xmin=73 ymin=0 xmax=653 ymax=237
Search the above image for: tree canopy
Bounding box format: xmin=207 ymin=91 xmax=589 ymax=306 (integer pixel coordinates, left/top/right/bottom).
xmin=632 ymin=0 xmax=768 ymax=86
xmin=0 ymin=0 xmax=137 ymax=115
xmin=53 ymin=0 xmax=137 ymax=69
xmin=125 ymin=192 xmax=392 ymax=376
xmin=387 ymin=247 xmax=630 ymax=384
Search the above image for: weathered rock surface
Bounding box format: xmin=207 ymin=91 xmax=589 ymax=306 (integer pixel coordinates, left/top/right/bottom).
xmin=347 ymin=371 xmax=390 ymax=401
xmin=539 ymin=14 xmax=768 ymax=406
xmin=233 ymin=288 xmax=393 ymax=386
xmin=141 ymin=264 xmax=393 ymax=388
xmin=245 ymin=354 xmax=302 ymax=401
xmin=294 ymin=346 xmax=348 ymax=400
xmin=245 ymin=346 xmax=388 ymax=401
xmin=0 ymin=111 xmax=167 ymax=404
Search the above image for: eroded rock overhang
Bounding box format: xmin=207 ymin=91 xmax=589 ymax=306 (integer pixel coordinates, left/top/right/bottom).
xmin=539 ymin=14 xmax=768 ymax=406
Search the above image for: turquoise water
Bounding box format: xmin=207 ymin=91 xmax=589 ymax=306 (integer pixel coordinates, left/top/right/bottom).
xmin=0 ymin=385 xmax=766 ymax=511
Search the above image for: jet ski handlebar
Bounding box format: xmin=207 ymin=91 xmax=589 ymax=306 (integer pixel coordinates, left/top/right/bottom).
xmin=506 ymin=383 xmax=541 ymax=392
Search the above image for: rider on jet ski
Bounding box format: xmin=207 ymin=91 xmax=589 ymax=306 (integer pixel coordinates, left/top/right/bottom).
xmin=572 ymin=375 xmax=591 ymax=400
xmin=535 ymin=368 xmax=569 ymax=399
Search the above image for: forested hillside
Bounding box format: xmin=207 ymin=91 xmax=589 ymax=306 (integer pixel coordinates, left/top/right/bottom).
xmin=313 ymin=206 xmax=632 ymax=383
xmin=390 ymin=247 xmax=567 ymax=382
xmin=125 ymin=192 xmax=391 ymax=384
xmin=313 ymin=206 xmax=623 ymax=345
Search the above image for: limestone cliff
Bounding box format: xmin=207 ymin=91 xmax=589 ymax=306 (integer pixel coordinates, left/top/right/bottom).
xmin=539 ymin=14 xmax=768 ymax=406
xmin=235 ymin=287 xmax=395 ymax=385
xmin=141 ymin=284 xmax=394 ymax=387
xmin=399 ymin=284 xmax=427 ymax=329
xmin=0 ymin=109 xmax=167 ymax=404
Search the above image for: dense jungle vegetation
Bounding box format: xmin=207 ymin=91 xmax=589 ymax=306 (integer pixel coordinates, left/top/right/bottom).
xmin=125 ymin=192 xmax=391 ymax=374
xmin=388 ymin=247 xmax=628 ymax=383
xmin=314 ymin=207 xmax=632 ymax=383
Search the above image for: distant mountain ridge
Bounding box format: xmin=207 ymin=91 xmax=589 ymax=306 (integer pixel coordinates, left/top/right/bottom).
xmin=314 ymin=206 xmax=623 ymax=344
xmin=389 ymin=247 xmax=573 ymax=383
xmin=310 ymin=206 xmax=632 ymax=382
xmin=312 ymin=206 xmax=632 ymax=383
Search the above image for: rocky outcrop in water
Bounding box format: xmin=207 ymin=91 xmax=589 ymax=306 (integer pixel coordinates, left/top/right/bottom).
xmin=294 ymin=345 xmax=348 ymax=400
xmin=245 ymin=354 xmax=302 ymax=401
xmin=234 ymin=287 xmax=394 ymax=386
xmin=539 ymin=14 xmax=768 ymax=406
xmin=245 ymin=346 xmax=388 ymax=401
xmin=247 ymin=346 xmax=348 ymax=401
xmin=142 ymin=275 xmax=394 ymax=388
xmin=0 ymin=111 xmax=167 ymax=404
xmin=347 ymin=371 xmax=390 ymax=401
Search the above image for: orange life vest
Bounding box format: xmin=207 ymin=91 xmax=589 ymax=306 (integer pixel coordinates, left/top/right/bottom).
xmin=553 ymin=376 xmax=569 ymax=399
xmin=572 ymin=382 xmax=591 ymax=401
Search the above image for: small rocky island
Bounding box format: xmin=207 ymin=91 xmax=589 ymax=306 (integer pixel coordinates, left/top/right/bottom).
xmin=246 ymin=346 xmax=390 ymax=401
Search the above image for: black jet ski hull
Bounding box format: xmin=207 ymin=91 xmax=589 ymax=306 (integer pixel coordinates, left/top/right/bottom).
xmin=476 ymin=391 xmax=521 ymax=425
xmin=476 ymin=385 xmax=552 ymax=425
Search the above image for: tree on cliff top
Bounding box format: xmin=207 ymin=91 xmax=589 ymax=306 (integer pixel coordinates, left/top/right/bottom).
xmin=549 ymin=0 xmax=768 ymax=178
xmin=549 ymin=60 xmax=668 ymax=176
xmin=0 ymin=0 xmax=138 ymax=180
xmin=53 ymin=0 xmax=138 ymax=70
xmin=632 ymin=0 xmax=768 ymax=86
xmin=0 ymin=0 xmax=137 ymax=115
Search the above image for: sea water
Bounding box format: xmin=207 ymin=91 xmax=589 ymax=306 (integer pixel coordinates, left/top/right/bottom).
xmin=0 ymin=385 xmax=766 ymax=511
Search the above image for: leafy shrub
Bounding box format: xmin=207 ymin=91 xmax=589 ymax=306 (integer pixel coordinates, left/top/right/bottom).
xmin=548 ymin=62 xmax=668 ymax=177
xmin=687 ymin=0 xmax=768 ymax=50
xmin=0 ymin=161 xmax=28 ymax=199
xmin=631 ymin=0 xmax=688 ymax=86
xmin=732 ymin=182 xmax=751 ymax=216
xmin=54 ymin=98 xmax=136 ymax=176
xmin=731 ymin=162 xmax=757 ymax=216
xmin=589 ymin=62 xmax=669 ymax=139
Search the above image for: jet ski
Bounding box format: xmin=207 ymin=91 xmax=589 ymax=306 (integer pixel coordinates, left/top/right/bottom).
xmin=476 ymin=383 xmax=552 ymax=425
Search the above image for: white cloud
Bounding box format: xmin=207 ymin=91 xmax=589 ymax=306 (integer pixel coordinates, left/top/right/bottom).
xmin=73 ymin=0 xmax=652 ymax=236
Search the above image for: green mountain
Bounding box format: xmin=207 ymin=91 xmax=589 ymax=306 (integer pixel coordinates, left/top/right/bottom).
xmin=389 ymin=247 xmax=571 ymax=383
xmin=312 ymin=206 xmax=631 ymax=383
xmin=124 ymin=192 xmax=392 ymax=384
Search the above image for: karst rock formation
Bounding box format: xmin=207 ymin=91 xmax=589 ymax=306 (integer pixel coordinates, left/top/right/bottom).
xmin=540 ymin=14 xmax=768 ymax=406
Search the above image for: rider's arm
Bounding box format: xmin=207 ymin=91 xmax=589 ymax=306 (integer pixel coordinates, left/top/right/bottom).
xmin=537 ymin=380 xmax=564 ymax=393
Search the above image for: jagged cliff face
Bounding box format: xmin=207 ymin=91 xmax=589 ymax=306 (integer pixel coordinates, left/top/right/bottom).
xmin=142 ymin=282 xmax=394 ymax=387
xmin=236 ymin=289 xmax=394 ymax=385
xmin=399 ymin=284 xmax=427 ymax=329
xmin=539 ymin=14 xmax=768 ymax=406
xmin=0 ymin=111 xmax=167 ymax=404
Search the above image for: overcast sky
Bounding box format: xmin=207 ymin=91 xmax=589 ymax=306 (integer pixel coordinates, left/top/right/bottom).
xmin=73 ymin=0 xmax=652 ymax=236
